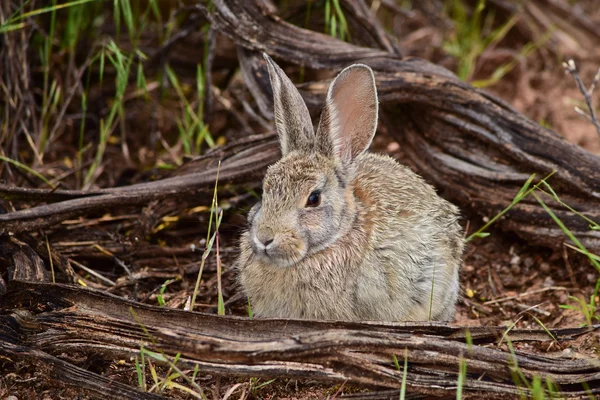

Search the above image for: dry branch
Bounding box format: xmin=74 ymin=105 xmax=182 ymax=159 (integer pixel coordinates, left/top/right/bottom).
xmin=0 ymin=0 xmax=598 ymax=254
xmin=0 ymin=342 xmax=168 ymax=400
xmin=1 ymin=280 xmax=599 ymax=399
xmin=0 ymin=134 xmax=279 ymax=233
xmin=203 ymin=0 xmax=600 ymax=252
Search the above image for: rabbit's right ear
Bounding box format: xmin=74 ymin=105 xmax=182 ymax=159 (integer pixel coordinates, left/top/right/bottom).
xmin=316 ymin=64 xmax=378 ymax=167
xmin=263 ymin=53 xmax=314 ymax=156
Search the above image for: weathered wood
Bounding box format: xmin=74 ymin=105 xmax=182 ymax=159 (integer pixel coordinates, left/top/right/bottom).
xmin=0 ymin=134 xmax=280 ymax=233
xmin=202 ymin=0 xmax=600 ymax=252
xmin=1 ymin=281 xmax=599 ymax=399
xmin=1 ymin=0 xmax=598 ymax=253
xmin=0 ymin=341 xmax=168 ymax=400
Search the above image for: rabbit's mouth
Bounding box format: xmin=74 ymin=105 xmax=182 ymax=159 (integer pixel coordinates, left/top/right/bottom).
xmin=251 ymin=236 xmax=307 ymax=268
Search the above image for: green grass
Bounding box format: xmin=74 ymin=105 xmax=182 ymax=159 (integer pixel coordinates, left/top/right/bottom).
xmin=470 ymin=172 xmax=600 ymax=334
xmin=166 ymin=63 xmax=214 ymax=157
xmin=131 ymin=309 xmax=208 ymax=399
xmin=324 ymin=0 xmax=349 ymax=41
xmin=391 ymin=350 xmax=409 ymax=399
xmin=0 ymin=155 xmax=55 ymax=188
xmin=443 ymin=0 xmax=527 ymax=87
xmin=190 ymin=161 xmax=223 ymax=312
xmin=504 ymin=338 xmax=561 ymax=400
xmin=156 ymin=278 xmax=180 ymax=307
xmin=466 ymin=171 xmax=555 ymax=242
xmin=400 ymin=349 xmax=408 ymax=400
xmin=428 ymin=258 xmax=436 ymax=321
xmin=250 ymin=377 xmax=277 ymax=396
xmin=2 ymin=0 xmax=212 ymax=189
xmin=0 ymin=0 xmax=98 ymax=34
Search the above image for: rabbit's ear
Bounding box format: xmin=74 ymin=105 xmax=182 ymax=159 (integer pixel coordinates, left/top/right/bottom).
xmin=263 ymin=53 xmax=314 ymax=156
xmin=316 ymin=64 xmax=378 ymax=165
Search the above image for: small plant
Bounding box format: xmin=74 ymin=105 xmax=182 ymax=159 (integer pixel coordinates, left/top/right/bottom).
xmin=505 ymin=338 xmax=559 ymax=399
xmin=468 ymin=172 xmax=600 ymax=330
xmin=563 ymin=59 xmax=600 ymax=138
xmin=190 ymin=161 xmax=223 ymax=311
xmin=131 ymin=309 xmax=208 ymax=398
xmin=247 ymin=297 xmax=254 ymax=318
xmin=250 ymin=377 xmax=277 ymax=396
xmin=466 ymin=171 xmax=555 ymax=242
xmin=400 ymin=349 xmax=409 ymax=400
xmin=559 ymin=277 xmax=600 ymax=327
xmin=166 ymin=64 xmax=214 ymax=157
xmin=391 ymin=350 xmax=409 ymax=399
xmin=324 ymin=0 xmax=349 ymax=41
xmin=156 ymin=278 xmax=179 ymax=307
xmin=443 ymin=0 xmax=518 ymax=83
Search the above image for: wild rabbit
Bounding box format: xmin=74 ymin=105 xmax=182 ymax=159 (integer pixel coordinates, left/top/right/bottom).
xmin=236 ymin=54 xmax=464 ymax=321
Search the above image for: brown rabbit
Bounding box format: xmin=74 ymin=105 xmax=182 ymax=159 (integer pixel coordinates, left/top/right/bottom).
xmin=236 ymin=54 xmax=464 ymax=321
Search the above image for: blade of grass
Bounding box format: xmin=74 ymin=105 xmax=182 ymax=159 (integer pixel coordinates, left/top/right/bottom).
xmin=400 ymin=348 xmax=408 ymax=400
xmin=532 ymin=191 xmax=600 ymax=273
xmin=0 ymin=0 xmax=98 ymax=33
xmin=0 ymin=155 xmax=55 ymax=188
xmin=130 ymin=308 xmax=206 ymax=397
xmin=428 ymin=258 xmax=436 ymax=321
xmin=216 ymin=211 xmax=225 ymax=315
xmin=190 ymin=161 xmax=221 ymax=311
xmin=466 ymin=171 xmax=556 ymax=242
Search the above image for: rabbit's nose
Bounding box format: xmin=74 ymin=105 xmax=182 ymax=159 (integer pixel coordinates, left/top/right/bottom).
xmin=255 ymin=231 xmax=275 ymax=249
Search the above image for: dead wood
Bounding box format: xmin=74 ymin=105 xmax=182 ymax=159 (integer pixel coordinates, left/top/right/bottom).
xmin=1 ymin=281 xmax=599 ymax=399
xmin=0 ymin=341 xmax=168 ymax=400
xmin=0 ymin=133 xmax=279 ymax=233
xmin=0 ymin=0 xmax=598 ymax=254
xmin=202 ymin=0 xmax=600 ymax=252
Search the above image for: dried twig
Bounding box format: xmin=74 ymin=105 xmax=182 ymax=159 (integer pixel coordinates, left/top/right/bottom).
xmin=563 ymin=59 xmax=600 ymax=138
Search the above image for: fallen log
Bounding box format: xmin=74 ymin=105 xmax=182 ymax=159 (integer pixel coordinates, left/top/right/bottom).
xmin=1 ymin=0 xmax=598 ymax=254
xmin=1 ymin=280 xmax=599 ymax=399
xmin=202 ymin=0 xmax=600 ymax=252
xmin=0 ymin=342 xmax=168 ymax=400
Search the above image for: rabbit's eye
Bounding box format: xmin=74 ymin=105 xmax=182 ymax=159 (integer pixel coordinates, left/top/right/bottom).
xmin=306 ymin=191 xmax=321 ymax=207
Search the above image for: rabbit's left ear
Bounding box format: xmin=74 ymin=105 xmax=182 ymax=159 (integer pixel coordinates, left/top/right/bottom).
xmin=263 ymin=53 xmax=315 ymax=156
xmin=316 ymin=65 xmax=378 ymax=166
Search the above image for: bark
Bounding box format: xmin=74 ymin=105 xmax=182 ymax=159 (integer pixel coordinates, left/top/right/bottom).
xmin=1 ymin=280 xmax=599 ymax=399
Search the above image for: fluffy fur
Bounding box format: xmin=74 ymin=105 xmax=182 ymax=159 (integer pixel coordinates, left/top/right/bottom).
xmin=236 ymin=54 xmax=464 ymax=321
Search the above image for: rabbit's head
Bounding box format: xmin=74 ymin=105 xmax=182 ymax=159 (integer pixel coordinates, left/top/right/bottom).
xmin=248 ymin=54 xmax=378 ymax=268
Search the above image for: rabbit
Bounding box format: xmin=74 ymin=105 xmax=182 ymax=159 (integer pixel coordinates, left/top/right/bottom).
xmin=236 ymin=53 xmax=464 ymax=322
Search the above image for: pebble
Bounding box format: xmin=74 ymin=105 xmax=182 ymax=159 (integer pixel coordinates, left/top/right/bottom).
xmin=463 ymin=265 xmax=475 ymax=273
xmin=559 ymin=293 xmax=569 ymax=304
xmin=587 ymin=273 xmax=597 ymax=284
xmin=511 ymin=264 xmax=521 ymax=275
xmin=510 ymin=255 xmax=521 ymax=265
xmin=503 ymin=275 xmax=518 ymax=288
xmin=387 ymin=142 xmax=400 ymax=152
xmin=540 ymin=262 xmax=551 ymax=274
xmin=523 ymin=257 xmax=535 ymax=269
xmin=543 ymin=276 xmax=555 ymax=287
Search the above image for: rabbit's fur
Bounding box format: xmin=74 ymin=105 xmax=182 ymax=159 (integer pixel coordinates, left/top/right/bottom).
xmin=236 ymin=54 xmax=464 ymax=321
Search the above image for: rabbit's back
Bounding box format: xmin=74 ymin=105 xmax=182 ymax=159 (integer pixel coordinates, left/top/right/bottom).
xmin=351 ymin=153 xmax=463 ymax=321
xmin=238 ymin=153 xmax=463 ymax=322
